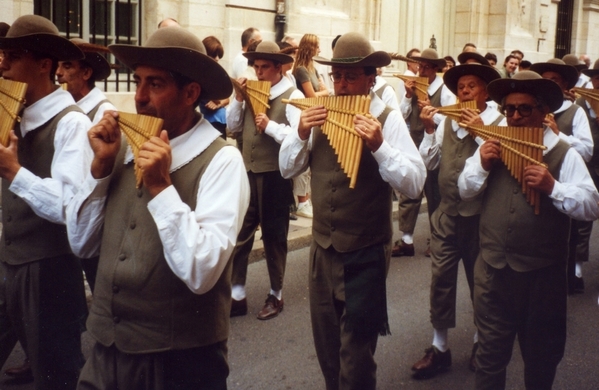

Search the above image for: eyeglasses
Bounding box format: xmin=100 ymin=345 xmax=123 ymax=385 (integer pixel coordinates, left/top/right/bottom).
xmin=501 ymin=104 xmax=542 ymax=118
xmin=329 ymin=72 xmax=365 ymax=84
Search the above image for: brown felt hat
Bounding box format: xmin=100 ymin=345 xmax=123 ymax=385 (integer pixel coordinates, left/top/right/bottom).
xmin=243 ymin=41 xmax=294 ymax=64
xmin=562 ymin=54 xmax=586 ymax=72
xmin=487 ymin=70 xmax=563 ymax=112
xmin=109 ymin=26 xmax=232 ymax=101
xmin=457 ymin=51 xmax=490 ymax=66
xmin=70 ymin=38 xmax=111 ymax=81
xmin=410 ymin=48 xmax=446 ymax=69
xmin=0 ymin=15 xmax=83 ymax=61
xmin=313 ymin=32 xmax=390 ymax=68
xmin=529 ymin=58 xmax=579 ymax=90
xmin=582 ymin=59 xmax=599 ymax=77
xmin=443 ymin=64 xmax=501 ymax=96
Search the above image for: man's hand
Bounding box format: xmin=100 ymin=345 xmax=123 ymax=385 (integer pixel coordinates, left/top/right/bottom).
xmin=404 ymin=80 xmax=415 ymax=99
xmin=420 ymin=106 xmax=438 ymax=134
xmin=460 ymin=108 xmax=484 ymax=128
xmin=417 ymin=97 xmax=431 ymax=111
xmin=354 ymin=114 xmax=383 ymax=152
xmin=543 ymin=114 xmax=559 ymax=135
xmin=0 ymin=131 xmax=22 ymax=182
xmin=298 ymin=105 xmax=327 ymax=141
xmin=234 ymin=78 xmax=247 ymax=102
xmin=564 ymin=89 xmax=576 ymax=102
xmin=524 ymin=165 xmax=555 ymax=195
xmin=480 ymin=139 xmax=501 ymax=171
xmin=255 ymin=113 xmax=269 ymax=133
xmin=138 ymin=130 xmax=172 ymax=198
xmin=89 ymin=110 xmax=121 ymax=179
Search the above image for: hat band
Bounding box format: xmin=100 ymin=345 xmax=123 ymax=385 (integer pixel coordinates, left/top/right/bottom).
xmin=331 ymin=56 xmax=366 ymax=63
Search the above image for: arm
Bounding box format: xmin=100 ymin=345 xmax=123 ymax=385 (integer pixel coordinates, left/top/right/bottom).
xmin=148 ymin=146 xmax=250 ymax=294
xmin=225 ymin=78 xmax=247 ymax=134
xmin=263 ymin=89 xmax=305 ymax=144
xmin=381 ymin=85 xmax=400 ymax=111
xmin=419 ymin=113 xmax=444 ymax=171
xmin=458 ymin=140 xmax=500 ymax=200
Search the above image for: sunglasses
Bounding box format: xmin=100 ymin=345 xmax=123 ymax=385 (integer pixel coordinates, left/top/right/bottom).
xmin=501 ymin=104 xmax=542 ymax=118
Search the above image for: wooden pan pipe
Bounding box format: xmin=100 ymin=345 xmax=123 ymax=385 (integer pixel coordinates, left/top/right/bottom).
xmin=0 ymin=79 xmax=27 ymax=147
xmin=117 ymin=112 xmax=164 ymax=188
xmin=393 ymin=74 xmax=429 ymax=101
xmin=573 ymin=87 xmax=599 ymax=114
xmin=436 ymin=100 xmax=479 ymax=122
xmin=283 ymin=95 xmax=371 ymax=189
xmin=245 ymin=80 xmax=271 ymax=117
xmin=459 ymin=123 xmax=547 ymax=215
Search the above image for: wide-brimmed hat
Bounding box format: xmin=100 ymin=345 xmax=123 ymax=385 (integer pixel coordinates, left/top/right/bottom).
xmin=409 ymin=48 xmax=446 ymax=69
xmin=529 ymin=58 xmax=578 ymax=89
xmin=562 ymin=54 xmax=586 ymax=71
xmin=443 ymin=64 xmax=501 ymax=96
xmin=243 ymin=41 xmax=293 ymax=64
xmin=109 ymin=26 xmax=232 ymax=101
xmin=70 ymin=38 xmax=111 ymax=81
xmin=457 ymin=51 xmax=490 ymax=66
xmin=0 ymin=15 xmax=83 ymax=61
xmin=313 ymin=32 xmax=390 ymax=68
xmin=487 ymin=70 xmax=563 ymax=112
xmin=582 ymin=59 xmax=599 ymax=77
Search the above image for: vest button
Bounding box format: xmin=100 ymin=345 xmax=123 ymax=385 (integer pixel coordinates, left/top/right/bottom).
xmin=5 ymin=240 xmax=10 ymax=246
xmin=118 ymin=254 xmax=126 ymax=261
xmin=137 ymin=190 xmax=143 ymax=198
xmin=513 ymin=188 xmax=519 ymax=194
xmin=12 ymin=195 xmax=16 ymax=199
xmin=456 ymin=168 xmax=460 ymax=173
xmin=507 ymin=228 xmax=512 ymax=233
xmin=331 ymin=226 xmax=336 ymax=231
xmin=112 ymin=285 xmax=120 ymax=294
xmin=113 ymin=316 xmax=120 ymax=324
xmin=332 ymin=187 xmax=337 ymax=192
xmin=458 ymin=154 xmax=462 ymax=158
xmin=334 ymin=167 xmax=339 ymax=172
xmin=6 ymin=216 xmax=11 ymax=222
xmin=130 ymin=223 xmax=136 ymax=230
xmin=330 ymin=207 xmax=335 ymax=212
xmin=510 ymin=208 xmax=515 ymax=213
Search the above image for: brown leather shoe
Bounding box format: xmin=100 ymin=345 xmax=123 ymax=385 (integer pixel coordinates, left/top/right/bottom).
xmin=391 ymin=240 xmax=415 ymax=257
xmin=469 ymin=342 xmax=478 ymax=372
xmin=230 ymin=298 xmax=247 ymax=317
xmin=4 ymin=358 xmax=32 ymax=379
xmin=411 ymin=346 xmax=452 ymax=379
xmin=257 ymin=294 xmax=284 ymax=320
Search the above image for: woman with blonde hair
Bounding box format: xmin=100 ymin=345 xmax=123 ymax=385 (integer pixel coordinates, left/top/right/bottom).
xmin=292 ymin=34 xmax=329 ymax=98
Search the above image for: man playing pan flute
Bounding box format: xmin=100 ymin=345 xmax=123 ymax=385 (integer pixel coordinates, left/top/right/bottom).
xmin=411 ymin=64 xmax=505 ymax=379
xmin=279 ymin=32 xmax=425 ymax=390
xmin=458 ymin=71 xmax=599 ymax=390
xmin=65 ymin=26 xmax=250 ymax=388
xmin=226 ymin=40 xmax=304 ymax=320
xmin=0 ymin=15 xmax=92 ymax=389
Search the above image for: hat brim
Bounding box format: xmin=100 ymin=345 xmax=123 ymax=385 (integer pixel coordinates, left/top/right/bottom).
xmin=410 ymin=56 xmax=446 ymax=70
xmin=443 ymin=65 xmax=501 ymax=96
xmin=0 ymin=33 xmax=83 ymax=61
xmin=529 ymin=63 xmax=578 ymax=90
xmin=83 ymin=52 xmax=111 ymax=81
xmin=487 ymin=78 xmax=563 ymax=112
xmin=582 ymin=68 xmax=599 ymax=77
xmin=457 ymin=52 xmax=490 ymax=66
xmin=314 ymin=51 xmax=391 ymax=68
xmin=109 ymin=45 xmax=232 ymax=101
xmin=243 ymin=51 xmax=293 ymax=65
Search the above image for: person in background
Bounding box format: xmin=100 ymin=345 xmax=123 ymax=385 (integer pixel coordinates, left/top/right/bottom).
xmin=157 ymin=17 xmax=180 ymax=28
xmin=510 ymin=49 xmax=524 ymax=61
xmin=518 ymin=60 xmax=531 ymax=71
xmin=443 ymin=56 xmax=456 ymax=72
xmin=200 ymin=35 xmax=229 ymax=139
xmin=231 ymin=27 xmax=262 ymax=79
xmin=497 ymin=54 xmax=519 ymax=78
xmin=484 ymin=52 xmax=497 ymax=67
xmin=462 ymin=43 xmax=477 ymax=53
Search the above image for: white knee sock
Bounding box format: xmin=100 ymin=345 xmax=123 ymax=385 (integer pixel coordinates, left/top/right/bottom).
xmin=402 ymin=233 xmax=414 ymax=245
xmin=473 ymin=330 xmax=478 ymax=344
xmin=432 ymin=328 xmax=448 ymax=352
xmin=270 ymin=289 xmax=282 ymax=300
xmin=575 ymin=261 xmax=583 ymax=278
xmin=232 ymin=284 xmax=246 ymax=300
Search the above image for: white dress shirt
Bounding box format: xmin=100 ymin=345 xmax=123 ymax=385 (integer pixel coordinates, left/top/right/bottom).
xmin=419 ymin=104 xmax=507 ymax=170
xmin=66 ymin=118 xmax=250 ymax=294
xmin=373 ymin=76 xmax=400 ymax=110
xmin=279 ymin=92 xmax=426 ymax=200
xmin=458 ymin=128 xmax=599 ymax=221
xmin=231 ymin=51 xmax=248 ymax=79
xmin=77 ymin=87 xmax=117 ymax=125
xmin=399 ymin=74 xmax=456 ymax=125
xmin=9 ymin=87 xmax=93 ymax=225
xmin=226 ymin=76 xmax=304 ymax=144
xmin=554 ymin=100 xmax=593 ymax=162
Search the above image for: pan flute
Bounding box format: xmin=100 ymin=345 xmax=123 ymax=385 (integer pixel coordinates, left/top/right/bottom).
xmin=0 ymin=79 xmax=27 ymax=147
xmin=459 ymin=123 xmax=546 ymax=215
xmin=573 ymin=87 xmax=599 ymax=114
xmin=436 ymin=100 xmax=479 ymax=122
xmin=393 ymin=74 xmax=429 ymax=101
xmin=245 ymin=80 xmax=271 ymax=117
xmin=117 ymin=112 xmax=164 ymax=188
xmin=283 ymin=95 xmax=371 ymax=189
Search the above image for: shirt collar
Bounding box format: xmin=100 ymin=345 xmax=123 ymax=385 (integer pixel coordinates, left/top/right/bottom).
xmin=373 ymin=76 xmax=386 ymax=92
xmin=20 ymin=87 xmax=77 ymax=136
xmin=77 ymin=87 xmax=108 ymax=115
xmin=269 ymin=76 xmax=293 ymax=100
xmin=369 ymin=91 xmax=385 ymax=118
xmin=554 ymin=99 xmax=571 ymax=114
xmin=428 ymin=75 xmax=443 ymax=95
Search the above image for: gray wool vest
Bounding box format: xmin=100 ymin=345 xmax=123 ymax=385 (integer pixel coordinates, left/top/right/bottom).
xmin=242 ymin=85 xmax=295 ymax=173
xmin=479 ymin=139 xmax=571 ymax=272
xmin=408 ymin=84 xmax=443 ymax=148
xmin=87 ymin=136 xmax=232 ymax=353
xmin=553 ymin=102 xmax=578 ymax=136
xmin=311 ymin=106 xmax=394 ymax=252
xmin=86 ymin=98 xmax=111 ymax=122
xmin=0 ymin=105 xmax=82 ymax=265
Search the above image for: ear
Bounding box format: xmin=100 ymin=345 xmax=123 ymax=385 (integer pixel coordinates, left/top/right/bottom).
xmin=184 ymin=81 xmax=202 ymax=106
xmin=82 ymin=66 xmax=94 ymax=82
xmin=38 ymin=57 xmax=54 ymax=76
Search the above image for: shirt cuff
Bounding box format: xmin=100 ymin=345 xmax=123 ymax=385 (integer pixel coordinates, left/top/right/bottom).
xmin=147 ymin=185 xmax=182 ymax=222
xmin=264 ymin=121 xmax=278 ymax=137
xmin=8 ymin=167 xmax=35 ymax=197
xmin=372 ymin=139 xmax=392 ymax=162
xmin=549 ymin=180 xmax=565 ymax=201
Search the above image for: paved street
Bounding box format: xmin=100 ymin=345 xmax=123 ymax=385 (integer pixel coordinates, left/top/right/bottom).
xmin=1 ymin=211 xmax=599 ymax=389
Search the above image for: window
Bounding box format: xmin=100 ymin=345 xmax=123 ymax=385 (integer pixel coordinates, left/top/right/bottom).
xmin=34 ymin=0 xmax=142 ymax=92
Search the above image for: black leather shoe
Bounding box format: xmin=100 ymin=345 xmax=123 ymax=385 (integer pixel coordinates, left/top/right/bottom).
xmin=391 ymin=240 xmax=415 ymax=257
xmin=257 ymin=294 xmax=284 ymax=320
xmin=230 ymin=298 xmax=247 ymax=317
xmin=4 ymin=359 xmax=33 ymax=380
xmin=569 ymin=277 xmax=584 ymax=294
xmin=411 ymin=346 xmax=452 ymax=379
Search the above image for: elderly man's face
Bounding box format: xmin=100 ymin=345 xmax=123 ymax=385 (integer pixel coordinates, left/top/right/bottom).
xmin=134 ymin=65 xmax=199 ymax=138
xmin=418 ymin=62 xmax=438 ymax=81
xmin=330 ymin=66 xmax=374 ymax=96
xmin=503 ymin=92 xmax=548 ymax=128
xmin=56 ymin=60 xmax=92 ymax=101
xmin=456 ymin=75 xmax=488 ymax=106
xmin=541 ymin=71 xmax=568 ymax=92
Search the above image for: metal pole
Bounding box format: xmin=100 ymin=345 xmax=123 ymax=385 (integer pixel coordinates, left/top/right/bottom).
xmin=274 ymin=0 xmax=287 ymax=43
